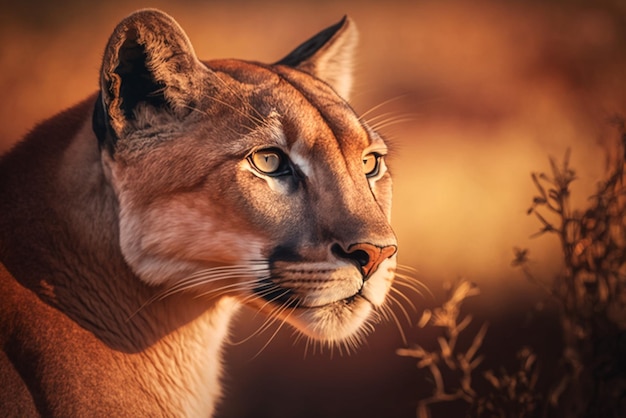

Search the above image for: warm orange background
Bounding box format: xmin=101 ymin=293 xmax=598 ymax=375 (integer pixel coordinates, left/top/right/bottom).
xmin=2 ymin=0 xmax=625 ymax=416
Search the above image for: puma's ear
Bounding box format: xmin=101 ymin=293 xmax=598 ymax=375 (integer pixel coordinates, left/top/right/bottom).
xmin=275 ymin=16 xmax=358 ymax=100
xmin=96 ymin=9 xmax=209 ymax=151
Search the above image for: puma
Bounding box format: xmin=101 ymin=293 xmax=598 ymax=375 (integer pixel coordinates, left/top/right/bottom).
xmin=0 ymin=9 xmax=398 ymax=417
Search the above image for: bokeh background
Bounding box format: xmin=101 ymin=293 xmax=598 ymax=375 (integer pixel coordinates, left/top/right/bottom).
xmin=2 ymin=0 xmax=625 ymax=416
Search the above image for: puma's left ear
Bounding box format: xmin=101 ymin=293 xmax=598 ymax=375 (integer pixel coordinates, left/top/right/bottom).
xmin=275 ymin=16 xmax=358 ymax=100
xmin=95 ymin=9 xmax=211 ymax=152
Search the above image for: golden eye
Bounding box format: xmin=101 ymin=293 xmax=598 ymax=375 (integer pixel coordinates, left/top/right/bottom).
xmin=249 ymin=148 xmax=289 ymax=176
xmin=362 ymin=153 xmax=381 ymax=177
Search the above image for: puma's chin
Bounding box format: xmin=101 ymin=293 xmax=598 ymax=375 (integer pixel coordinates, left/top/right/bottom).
xmin=251 ymin=258 xmax=397 ymax=343
xmin=288 ymin=296 xmax=374 ymax=342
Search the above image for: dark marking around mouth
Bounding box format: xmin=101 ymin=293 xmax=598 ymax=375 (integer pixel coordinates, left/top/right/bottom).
xmin=253 ymin=276 xmax=298 ymax=307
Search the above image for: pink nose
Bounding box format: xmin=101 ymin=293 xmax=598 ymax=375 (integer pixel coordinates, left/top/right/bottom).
xmin=333 ymin=243 xmax=397 ymax=278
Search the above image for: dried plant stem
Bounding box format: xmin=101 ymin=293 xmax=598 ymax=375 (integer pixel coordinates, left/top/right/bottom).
xmin=397 ymin=280 xmax=486 ymax=417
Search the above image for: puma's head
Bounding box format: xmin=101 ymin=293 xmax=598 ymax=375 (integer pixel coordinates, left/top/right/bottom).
xmin=95 ymin=9 xmax=397 ymax=346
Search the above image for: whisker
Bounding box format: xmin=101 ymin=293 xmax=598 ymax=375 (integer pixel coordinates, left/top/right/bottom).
xmin=208 ymin=71 xmax=267 ymax=126
xmin=247 ymin=292 xmax=291 ymax=333
xmin=379 ymin=296 xmax=408 ymax=345
xmin=181 ymin=102 xmax=254 ymax=137
xmin=156 ymin=274 xmax=259 ymax=302
xmin=358 ymin=94 xmax=408 ymax=121
xmin=163 ymin=272 xmax=259 ymax=296
xmin=230 ymin=288 xmax=293 ymax=346
xmin=164 ymin=264 xmax=265 ymax=293
xmin=395 ymin=264 xmax=419 ymax=273
xmin=364 ymin=111 xmax=416 ymax=125
xmin=393 ymin=278 xmax=424 ymax=298
xmin=305 ymin=335 xmax=317 ymax=358
xmin=363 ymin=111 xmax=399 ymax=124
xmin=396 ymin=275 xmax=433 ymax=300
xmin=192 ymin=280 xmax=259 ymax=299
xmin=369 ymin=116 xmax=416 ymax=132
xmin=368 ymin=308 xmax=384 ymax=325
xmin=127 ymin=265 xmax=266 ymax=321
xmin=389 ymin=286 xmax=418 ymax=314
xmin=377 ymin=301 xmax=392 ymax=323
xmin=251 ymin=299 xmax=298 ymax=359
xmin=236 ymin=280 xmax=284 ymax=310
xmin=183 ymin=86 xmax=265 ymax=128
xmin=394 ymin=266 xmax=434 ymax=299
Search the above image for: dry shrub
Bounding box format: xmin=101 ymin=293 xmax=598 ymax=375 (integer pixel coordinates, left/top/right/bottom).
xmin=401 ymin=118 xmax=626 ymax=417
xmin=519 ymin=117 xmax=626 ymax=417
xmin=397 ymin=279 xmax=487 ymax=417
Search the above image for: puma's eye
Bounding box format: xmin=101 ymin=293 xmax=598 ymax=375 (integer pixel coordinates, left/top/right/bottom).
xmin=362 ymin=153 xmax=382 ymax=177
xmin=249 ymin=148 xmax=290 ymax=176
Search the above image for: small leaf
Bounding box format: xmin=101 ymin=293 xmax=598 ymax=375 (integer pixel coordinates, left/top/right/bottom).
xmin=511 ymin=247 xmax=529 ymax=267
xmin=417 ymin=309 xmax=432 ymax=328
xmin=396 ymin=346 xmax=426 ymax=359
xmin=469 ymin=354 xmax=484 ymax=369
xmin=438 ymin=337 xmax=452 ymax=360
xmin=417 ymin=403 xmax=431 ymax=418
xmin=531 ymin=173 xmax=548 ymax=198
xmin=417 ymin=356 xmax=434 ymax=368
xmin=549 ymin=156 xmax=560 ymax=180
xmin=466 ymin=323 xmax=489 ymax=361
xmin=456 ymin=314 xmax=472 ymax=332
xmin=563 ymin=147 xmax=571 ymax=168
xmin=523 ymin=353 xmax=537 ymax=372
xmin=534 ymin=211 xmax=552 ymax=227
xmin=483 ymin=370 xmax=501 ymax=389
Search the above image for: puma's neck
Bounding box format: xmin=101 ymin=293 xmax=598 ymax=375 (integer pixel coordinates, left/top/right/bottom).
xmin=0 ymin=97 xmax=239 ymax=416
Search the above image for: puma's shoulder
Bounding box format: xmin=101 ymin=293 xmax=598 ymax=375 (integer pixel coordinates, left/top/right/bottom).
xmin=0 ymin=264 xmax=37 ymax=418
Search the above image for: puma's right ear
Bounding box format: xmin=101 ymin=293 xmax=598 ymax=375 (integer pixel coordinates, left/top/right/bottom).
xmin=275 ymin=17 xmax=358 ymax=100
xmin=95 ymin=9 xmax=210 ymax=152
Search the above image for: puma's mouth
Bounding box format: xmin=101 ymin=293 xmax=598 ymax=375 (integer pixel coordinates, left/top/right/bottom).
xmin=296 ymin=292 xmax=364 ymax=309
xmin=251 ymin=283 xmax=363 ymax=310
xmin=246 ymin=259 xmax=395 ymax=343
xmin=247 ymin=281 xmax=376 ymax=343
xmin=287 ymin=295 xmax=375 ymax=343
xmin=252 ymin=263 xmax=365 ymax=308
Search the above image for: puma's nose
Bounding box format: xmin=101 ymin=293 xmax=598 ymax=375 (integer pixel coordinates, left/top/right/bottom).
xmin=332 ymin=243 xmax=397 ymax=279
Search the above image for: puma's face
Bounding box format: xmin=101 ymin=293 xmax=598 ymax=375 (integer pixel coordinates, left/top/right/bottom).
xmin=98 ymin=10 xmax=397 ymax=344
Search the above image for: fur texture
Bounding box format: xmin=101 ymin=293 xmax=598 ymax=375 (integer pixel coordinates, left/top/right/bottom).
xmin=0 ymin=9 xmax=397 ymax=417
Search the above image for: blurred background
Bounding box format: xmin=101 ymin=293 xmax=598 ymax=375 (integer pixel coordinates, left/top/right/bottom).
xmin=2 ymin=0 xmax=625 ymax=416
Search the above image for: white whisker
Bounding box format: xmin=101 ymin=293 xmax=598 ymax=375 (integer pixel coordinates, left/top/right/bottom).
xmin=229 ymin=288 xmax=293 ymax=346
xmin=369 ymin=116 xmax=415 ymax=132
xmin=379 ymin=296 xmax=408 ymax=345
xmin=393 ymin=276 xmax=426 ymax=298
xmin=389 ymin=285 xmax=418 ymax=314
xmin=358 ymin=94 xmax=408 ymax=121
xmin=251 ymin=299 xmax=298 ymax=359
xmin=127 ymin=264 xmax=267 ymax=321
xmin=192 ymin=280 xmax=257 ymax=299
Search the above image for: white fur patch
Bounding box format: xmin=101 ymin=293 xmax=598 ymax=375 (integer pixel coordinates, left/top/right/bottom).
xmin=360 ymin=256 xmax=396 ymax=306
xmin=290 ymin=139 xmax=314 ymax=179
xmin=290 ymin=297 xmax=372 ymax=343
xmin=117 ymin=198 xmax=265 ymax=287
xmin=239 ymin=118 xmax=293 ymax=193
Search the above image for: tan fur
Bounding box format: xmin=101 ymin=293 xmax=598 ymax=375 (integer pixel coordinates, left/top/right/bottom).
xmin=0 ymin=9 xmax=397 ymax=417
